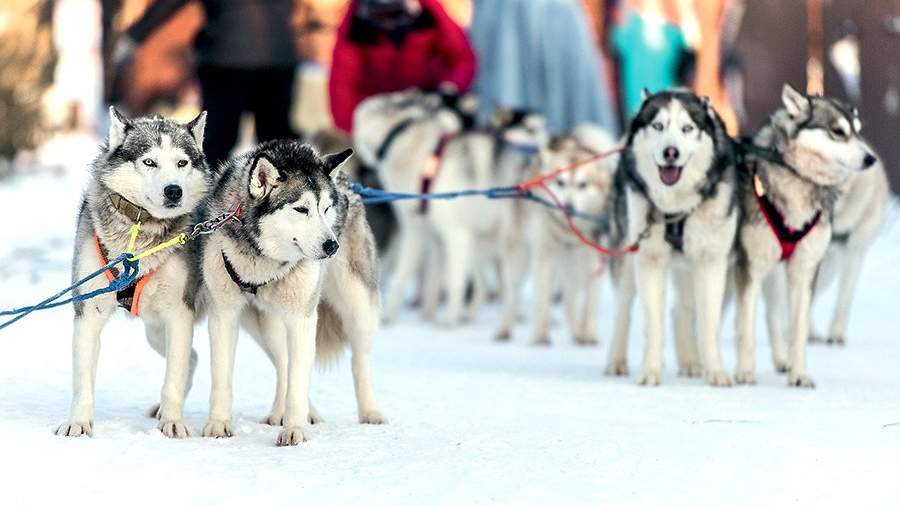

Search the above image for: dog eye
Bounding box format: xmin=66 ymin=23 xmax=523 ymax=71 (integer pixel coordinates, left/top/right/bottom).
xmin=555 ymin=179 xmax=566 ymax=188
xmin=177 ymin=160 xmax=188 ymax=168
xmin=682 ymin=125 xmax=694 ymax=134
xmin=830 ymin=126 xmax=846 ymax=137
xmin=294 ymin=206 xmax=309 ymax=215
xmin=142 ymin=159 xmax=157 ymax=167
xmin=652 ymin=122 xmax=664 ymax=131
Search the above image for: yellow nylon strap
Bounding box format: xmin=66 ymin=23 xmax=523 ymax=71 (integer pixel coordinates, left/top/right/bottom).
xmin=128 ymin=233 xmax=187 ymax=261
xmin=126 ymin=223 xmax=141 ymax=253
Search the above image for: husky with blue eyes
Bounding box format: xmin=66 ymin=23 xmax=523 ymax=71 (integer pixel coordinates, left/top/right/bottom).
xmin=195 ymin=139 xmax=386 ymax=446
xmin=605 ymin=89 xmax=738 ymax=387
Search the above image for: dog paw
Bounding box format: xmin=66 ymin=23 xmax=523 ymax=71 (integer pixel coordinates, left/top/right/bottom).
xmin=705 ymin=370 xmax=733 ymax=387
xmin=275 ymin=426 xmax=307 ymax=446
xmin=574 ymin=335 xmax=599 ymax=347
xmin=55 ymin=421 xmax=93 ymax=437
xmin=308 ymin=409 xmax=324 ymax=425
xmin=734 ymin=370 xmax=757 ymax=385
xmin=201 ymin=419 xmax=233 ymax=438
xmin=359 ymin=410 xmax=388 ymax=425
xmin=158 ymin=419 xmax=191 ymax=439
xmin=826 ymin=335 xmax=845 ymax=346
xmin=773 ymin=360 xmax=790 ymax=374
xmin=678 ymin=363 xmax=703 ymax=378
xmin=605 ymin=360 xmax=629 ymax=376
xmin=261 ymin=413 xmax=284 ymax=426
xmin=789 ymin=373 xmax=816 ymax=388
xmin=147 ymin=404 xmax=161 ymax=419
xmin=494 ymin=329 xmax=512 ymax=342
xmin=638 ymin=369 xmax=662 ymax=386
xmin=808 ymin=333 xmax=826 ymax=344
xmin=532 ymin=336 xmax=552 ymax=347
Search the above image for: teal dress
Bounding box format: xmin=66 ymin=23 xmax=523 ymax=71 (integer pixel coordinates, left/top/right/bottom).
xmin=611 ymin=11 xmax=689 ymax=119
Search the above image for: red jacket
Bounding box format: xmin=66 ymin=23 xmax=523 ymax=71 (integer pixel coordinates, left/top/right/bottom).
xmin=329 ymin=0 xmax=476 ymax=132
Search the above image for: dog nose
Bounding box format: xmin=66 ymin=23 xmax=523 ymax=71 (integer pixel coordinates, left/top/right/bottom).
xmin=663 ymin=146 xmax=679 ymax=163
xmin=863 ymin=153 xmax=877 ymax=169
xmin=322 ymin=239 xmax=339 ymax=257
xmin=163 ymin=184 xmax=183 ymax=202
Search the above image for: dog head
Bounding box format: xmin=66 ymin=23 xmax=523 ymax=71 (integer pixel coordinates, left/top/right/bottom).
xmin=540 ymin=126 xmax=616 ymax=216
xmin=497 ymin=110 xmax=549 ymax=153
xmin=97 ymin=107 xmax=211 ymax=220
xmin=770 ymin=84 xmax=876 ymax=185
xmin=242 ymin=140 xmax=353 ymax=262
xmin=627 ymin=89 xmax=720 ymax=191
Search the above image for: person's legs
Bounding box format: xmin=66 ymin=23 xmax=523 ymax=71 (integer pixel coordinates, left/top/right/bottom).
xmin=250 ymin=67 xmax=297 ymax=143
xmin=197 ymin=65 xmax=246 ymax=168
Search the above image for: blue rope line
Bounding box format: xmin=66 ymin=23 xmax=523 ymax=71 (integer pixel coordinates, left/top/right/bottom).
xmin=351 ymin=183 xmax=609 ymax=231
xmin=0 ymin=254 xmax=138 ymax=331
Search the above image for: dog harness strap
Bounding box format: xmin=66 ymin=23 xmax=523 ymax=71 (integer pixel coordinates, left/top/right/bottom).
xmin=663 ymin=214 xmax=688 ymax=252
xmin=750 ymin=164 xmax=822 ymax=261
xmin=376 ymin=118 xmax=417 ymax=162
xmin=417 ymin=133 xmax=455 ymax=214
xmin=221 ymin=252 xmax=265 ymax=295
xmin=93 ymin=234 xmax=154 ymax=316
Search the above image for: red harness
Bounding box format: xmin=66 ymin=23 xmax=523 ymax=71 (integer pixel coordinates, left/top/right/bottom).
xmin=417 ymin=133 xmax=455 ymax=214
xmin=750 ymin=163 xmax=821 ymax=261
xmin=93 ymin=234 xmax=154 ymax=317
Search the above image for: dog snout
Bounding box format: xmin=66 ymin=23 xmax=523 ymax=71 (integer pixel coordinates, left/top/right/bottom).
xmin=862 ymin=152 xmax=877 ymax=169
xmin=322 ymin=239 xmax=339 ymax=257
xmin=663 ymin=146 xmax=679 ymax=164
xmin=163 ymin=184 xmax=183 ymax=203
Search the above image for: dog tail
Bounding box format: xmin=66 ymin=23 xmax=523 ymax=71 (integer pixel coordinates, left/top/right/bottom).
xmin=315 ymin=299 xmax=347 ymax=366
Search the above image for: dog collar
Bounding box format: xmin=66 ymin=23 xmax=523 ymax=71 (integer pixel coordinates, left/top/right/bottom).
xmin=109 ymin=193 xmax=151 ymax=223
xmin=750 ymin=163 xmax=821 ymax=261
xmin=221 ymin=251 xmax=268 ymax=295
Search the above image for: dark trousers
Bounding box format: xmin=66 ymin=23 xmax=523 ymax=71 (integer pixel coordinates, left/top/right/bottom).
xmin=197 ymin=65 xmax=297 ymax=168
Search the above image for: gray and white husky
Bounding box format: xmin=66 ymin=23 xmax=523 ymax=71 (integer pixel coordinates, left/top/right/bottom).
xmin=606 ymin=89 xmax=738 ymax=386
xmin=58 ymin=107 xmax=212 ymax=438
xmin=734 ymin=85 xmax=877 ymax=387
xmin=196 ymin=140 xmax=385 ymax=446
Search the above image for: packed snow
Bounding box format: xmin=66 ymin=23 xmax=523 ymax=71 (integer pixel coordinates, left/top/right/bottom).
xmin=1 ymin=138 xmax=899 ymax=505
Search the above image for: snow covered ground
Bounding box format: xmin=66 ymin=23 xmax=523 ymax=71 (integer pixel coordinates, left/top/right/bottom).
xmin=1 ymin=141 xmax=899 ymax=505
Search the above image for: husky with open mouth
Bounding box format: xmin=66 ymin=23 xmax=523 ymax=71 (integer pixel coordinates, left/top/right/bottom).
xmin=606 ymin=89 xmax=738 ymax=386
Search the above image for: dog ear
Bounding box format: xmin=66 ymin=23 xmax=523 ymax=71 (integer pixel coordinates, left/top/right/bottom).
xmin=186 ymin=110 xmax=207 ymax=148
xmin=781 ymin=84 xmax=810 ymax=118
xmin=108 ymin=106 xmax=130 ymax=150
xmin=641 ymin=88 xmax=651 ymax=101
xmin=248 ymin=155 xmax=282 ymax=200
xmin=323 ymin=148 xmax=353 ymax=181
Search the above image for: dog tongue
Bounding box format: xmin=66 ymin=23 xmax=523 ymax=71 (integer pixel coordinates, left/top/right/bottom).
xmin=659 ymin=165 xmax=682 ymax=186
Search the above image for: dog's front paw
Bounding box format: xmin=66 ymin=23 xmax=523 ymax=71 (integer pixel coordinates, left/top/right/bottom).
xmin=734 ymin=370 xmax=756 ymax=385
xmin=56 ymin=421 xmax=93 ymax=437
xmin=574 ymin=335 xmax=599 ymax=347
xmin=275 ymin=426 xmax=307 ymax=446
xmin=201 ymin=419 xmax=233 ymax=438
xmin=605 ymin=360 xmax=629 ymax=376
xmin=638 ymin=369 xmax=662 ymax=386
xmin=261 ymin=412 xmax=283 ymax=426
xmin=774 ymin=360 xmax=791 ymax=374
xmin=705 ymin=370 xmax=734 ymax=387
xmin=495 ymin=329 xmax=512 ymax=342
xmin=826 ymin=335 xmax=845 ymax=346
xmin=359 ymin=409 xmax=387 ymax=425
xmin=158 ymin=419 xmax=191 ymax=439
xmin=678 ymin=363 xmax=703 ymax=378
xmin=532 ymin=335 xmax=552 ymax=347
xmin=147 ymin=404 xmax=161 ymax=419
xmin=789 ymin=373 xmax=816 ymax=388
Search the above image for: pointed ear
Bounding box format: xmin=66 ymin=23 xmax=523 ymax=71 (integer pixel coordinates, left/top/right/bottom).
xmin=186 ymin=110 xmax=207 ymax=148
xmin=248 ymin=156 xmax=282 ymax=200
xmin=324 ymin=148 xmax=353 ymax=180
xmin=641 ymin=88 xmax=651 ymax=101
xmin=108 ymin=106 xmax=130 ymax=150
xmin=781 ymin=84 xmax=809 ymax=118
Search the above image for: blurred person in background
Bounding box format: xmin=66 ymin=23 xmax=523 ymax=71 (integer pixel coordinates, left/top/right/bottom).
xmin=469 ymin=0 xmax=619 ymax=136
xmin=328 ymin=0 xmax=476 ymax=133
xmin=114 ymin=0 xmax=299 ymax=167
xmin=53 ymin=0 xmax=104 ymax=132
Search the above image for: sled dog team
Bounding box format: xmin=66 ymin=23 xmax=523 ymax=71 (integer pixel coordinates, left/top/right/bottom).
xmin=57 ymin=84 xmax=887 ymax=444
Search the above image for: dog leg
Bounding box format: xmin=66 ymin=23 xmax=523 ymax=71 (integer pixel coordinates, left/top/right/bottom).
xmin=157 ymin=306 xmax=195 ymax=438
xmin=276 ymin=314 xmax=318 ymax=446
xmin=694 ymin=259 xmax=732 ymax=387
xmin=735 ymin=264 xmax=761 ymax=384
xmin=202 ymin=308 xmax=241 ymax=438
xmin=437 ymin=227 xmax=474 ymax=326
xmin=827 ymin=248 xmax=866 ymax=346
xmin=145 ymin=322 xmax=165 ymax=419
xmin=244 ymin=310 xmax=289 ymax=426
xmin=763 ymin=270 xmax=790 ymax=373
xmin=495 ymin=236 xmax=528 ymax=342
xmin=672 ymin=270 xmax=701 ymax=377
xmin=786 ymin=264 xmax=816 ymax=388
xmin=383 ymin=222 xmax=426 ymax=324
xmin=576 ymin=263 xmax=600 ymax=346
xmin=530 ymin=248 xmax=558 ymax=346
xmin=420 ymin=238 xmax=443 ymax=321
xmin=57 ymin=296 xmax=115 ymax=437
xmin=636 ymin=252 xmax=668 ymax=386
xmin=606 ymin=256 xmax=635 ymax=376
xmin=463 ymin=263 xmax=488 ymax=323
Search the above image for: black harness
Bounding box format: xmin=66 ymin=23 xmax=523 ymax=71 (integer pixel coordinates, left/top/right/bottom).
xmin=375 ymin=117 xmax=417 ymax=162
xmin=663 ymin=214 xmax=688 ymax=252
xmin=222 ymin=252 xmax=268 ymax=295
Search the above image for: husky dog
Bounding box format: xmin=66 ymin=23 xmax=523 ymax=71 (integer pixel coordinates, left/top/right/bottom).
xmin=810 ymin=148 xmax=888 ymax=346
xmin=57 ymin=107 xmax=211 ymax=438
xmin=734 ymin=85 xmax=878 ymax=387
xmin=495 ymin=125 xmax=617 ymax=345
xmin=354 ymin=90 xmax=547 ymax=326
xmin=606 ymin=90 xmax=738 ymax=386
xmin=197 ymin=140 xmax=385 ymax=446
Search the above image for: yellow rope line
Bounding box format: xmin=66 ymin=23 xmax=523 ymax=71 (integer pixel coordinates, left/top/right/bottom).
xmin=128 ymin=233 xmax=187 ymax=262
